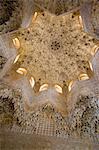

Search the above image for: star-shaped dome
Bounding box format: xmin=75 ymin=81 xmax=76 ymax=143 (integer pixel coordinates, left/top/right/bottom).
xmin=11 ymin=11 xmax=96 ymax=86
xmin=0 ymin=0 xmax=99 ymax=146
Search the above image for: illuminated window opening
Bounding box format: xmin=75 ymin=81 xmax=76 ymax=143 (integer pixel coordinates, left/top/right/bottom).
xmin=16 ymin=68 xmax=27 ymax=75
xmin=68 ymin=80 xmax=74 ymax=92
xmin=29 ymin=77 xmax=35 ymax=88
xmin=39 ymin=84 xmax=48 ymax=92
xmin=78 ymin=73 xmax=89 ymax=81
xmin=54 ymin=84 xmax=62 ymax=94
xmin=78 ymin=16 xmax=83 ymax=28
xmin=13 ymin=54 xmax=20 ymax=64
xmin=88 ymin=61 xmax=93 ymax=71
xmin=12 ymin=38 xmax=20 ymax=49
xmin=91 ymin=45 xmax=99 ymax=56
xmin=32 ymin=12 xmax=38 ymax=22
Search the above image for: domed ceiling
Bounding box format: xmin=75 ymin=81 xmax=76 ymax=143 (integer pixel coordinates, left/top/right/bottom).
xmin=0 ymin=0 xmax=99 ymax=148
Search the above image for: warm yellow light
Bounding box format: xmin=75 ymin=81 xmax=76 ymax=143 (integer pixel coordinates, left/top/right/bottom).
xmin=78 ymin=73 xmax=89 ymax=80
xmin=12 ymin=38 xmax=20 ymax=49
xmin=54 ymin=84 xmax=62 ymax=94
xmin=89 ymin=61 xmax=93 ymax=71
xmin=13 ymin=54 xmax=20 ymax=64
xmin=39 ymin=84 xmax=48 ymax=92
xmin=91 ymin=45 xmax=99 ymax=56
xmin=79 ymin=16 xmax=83 ymax=28
xmin=68 ymin=80 xmax=74 ymax=92
xmin=29 ymin=77 xmax=35 ymax=88
xmin=16 ymin=68 xmax=27 ymax=75
xmin=32 ymin=12 xmax=38 ymax=22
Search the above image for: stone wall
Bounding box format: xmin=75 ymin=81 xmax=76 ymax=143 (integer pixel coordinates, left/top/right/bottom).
xmin=0 ymin=129 xmax=99 ymax=150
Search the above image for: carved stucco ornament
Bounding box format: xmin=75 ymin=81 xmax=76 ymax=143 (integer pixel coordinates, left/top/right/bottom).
xmin=0 ymin=0 xmax=99 ymax=145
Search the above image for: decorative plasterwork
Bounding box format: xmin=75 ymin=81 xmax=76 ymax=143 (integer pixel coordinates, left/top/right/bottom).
xmin=0 ymin=0 xmax=99 ymax=143
xmin=10 ymin=12 xmax=96 ymax=86
xmin=80 ymin=0 xmax=99 ymax=39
